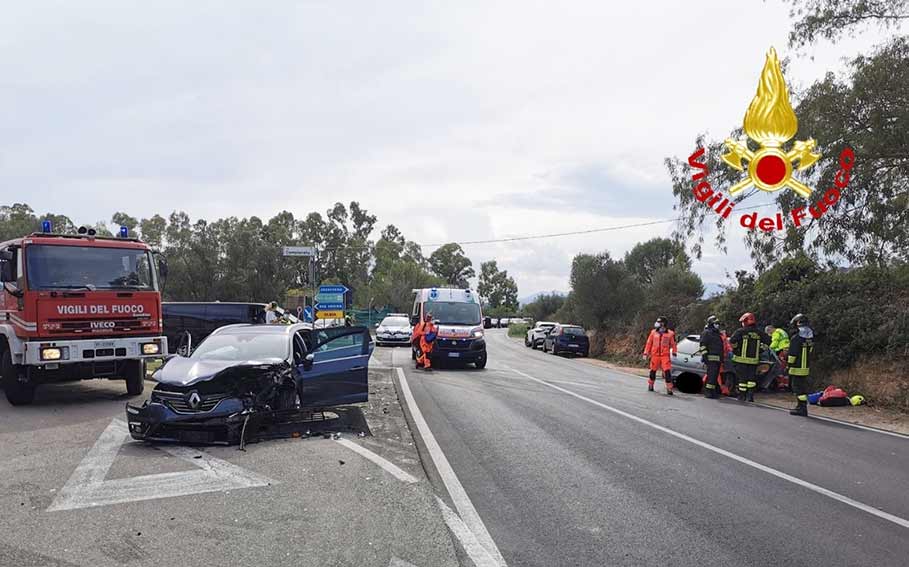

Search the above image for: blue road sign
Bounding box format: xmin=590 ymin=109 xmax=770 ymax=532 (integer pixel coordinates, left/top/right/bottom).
xmin=303 ymin=306 xmax=314 ymax=322
xmin=315 ymin=302 xmax=344 ymax=311
xmin=318 ymin=284 xmax=349 ymax=295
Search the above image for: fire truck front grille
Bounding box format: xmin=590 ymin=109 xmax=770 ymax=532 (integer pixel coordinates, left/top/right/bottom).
xmin=47 ymin=318 xmax=149 ymax=334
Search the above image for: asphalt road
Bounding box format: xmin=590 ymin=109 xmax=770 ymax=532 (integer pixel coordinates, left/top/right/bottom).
xmin=391 ymin=329 xmax=909 ymax=567
xmin=0 ymin=367 xmax=458 ymax=567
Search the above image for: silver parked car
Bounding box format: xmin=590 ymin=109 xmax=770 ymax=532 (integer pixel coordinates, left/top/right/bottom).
xmin=670 ymin=334 xmax=781 ymax=394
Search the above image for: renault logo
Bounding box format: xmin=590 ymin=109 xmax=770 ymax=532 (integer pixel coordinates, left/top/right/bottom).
xmin=187 ymin=392 xmax=201 ymax=409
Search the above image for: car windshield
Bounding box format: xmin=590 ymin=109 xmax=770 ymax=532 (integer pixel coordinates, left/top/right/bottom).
xmin=191 ymin=333 xmax=288 ymax=362
xmin=380 ymin=317 xmax=410 ymax=327
xmin=426 ymin=301 xmax=482 ymax=326
xmin=563 ymin=327 xmax=586 ymax=337
xmin=26 ymin=244 xmax=156 ymax=291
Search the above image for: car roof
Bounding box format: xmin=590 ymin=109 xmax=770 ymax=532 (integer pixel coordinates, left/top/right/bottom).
xmin=210 ymin=323 xmax=312 ymax=336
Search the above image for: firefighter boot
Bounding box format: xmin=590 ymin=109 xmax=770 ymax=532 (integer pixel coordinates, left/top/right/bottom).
xmin=746 ymin=388 xmax=755 ymax=403
xmin=790 ymin=401 xmax=808 ymax=417
xmin=664 ymin=371 xmax=673 ymax=395
xmin=704 ymin=386 xmax=718 ymax=399
xmin=737 ymin=387 xmax=747 ymax=402
xmin=648 ymin=371 xmax=656 ymax=392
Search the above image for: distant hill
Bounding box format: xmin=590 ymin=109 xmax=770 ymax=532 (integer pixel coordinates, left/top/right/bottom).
xmin=519 ymin=290 xmax=567 ymax=306
xmin=702 ymin=282 xmax=726 ymax=299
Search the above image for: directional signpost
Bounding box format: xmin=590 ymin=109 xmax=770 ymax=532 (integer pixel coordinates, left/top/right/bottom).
xmin=303 ymin=306 xmax=314 ymax=323
xmin=315 ymin=284 xmax=349 ymax=321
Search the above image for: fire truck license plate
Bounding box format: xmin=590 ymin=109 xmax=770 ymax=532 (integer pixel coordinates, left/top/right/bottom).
xmin=94 ymin=341 xmax=116 ymax=348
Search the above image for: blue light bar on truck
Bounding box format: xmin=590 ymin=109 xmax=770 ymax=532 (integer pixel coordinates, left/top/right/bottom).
xmin=42 ymin=220 xmax=52 ymax=233
xmin=119 ymin=226 xmax=129 ymax=238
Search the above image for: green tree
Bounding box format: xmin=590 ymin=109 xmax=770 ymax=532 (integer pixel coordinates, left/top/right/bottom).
xmin=0 ymin=203 xmax=40 ymax=241
xmin=523 ymin=293 xmax=566 ymax=322
xmin=624 ymin=238 xmax=691 ymax=284
xmin=111 ymin=212 xmax=139 ymax=233
xmin=428 ymin=243 xmax=475 ymax=287
xmin=785 ymin=0 xmax=908 ymax=48
xmin=568 ymin=252 xmax=643 ymax=330
xmin=139 ymin=214 xmax=167 ymax=248
xmin=477 ymin=260 xmax=519 ymax=311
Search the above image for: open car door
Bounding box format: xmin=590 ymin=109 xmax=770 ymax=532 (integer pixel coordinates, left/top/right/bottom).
xmin=295 ymin=326 xmax=372 ymax=408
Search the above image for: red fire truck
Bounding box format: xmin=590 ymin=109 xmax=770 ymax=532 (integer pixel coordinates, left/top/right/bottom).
xmin=0 ymin=226 xmax=167 ymax=405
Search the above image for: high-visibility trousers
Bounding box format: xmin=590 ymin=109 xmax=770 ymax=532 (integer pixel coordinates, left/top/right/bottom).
xmin=649 ymin=355 xmax=671 ymax=372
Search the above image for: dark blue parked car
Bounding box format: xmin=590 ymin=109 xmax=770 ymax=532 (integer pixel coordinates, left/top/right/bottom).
xmin=542 ymin=324 xmax=590 ymax=357
xmin=126 ymin=323 xmax=372 ymax=444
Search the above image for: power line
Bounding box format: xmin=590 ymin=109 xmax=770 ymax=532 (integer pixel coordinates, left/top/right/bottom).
xmin=417 ymin=202 xmax=777 ymax=249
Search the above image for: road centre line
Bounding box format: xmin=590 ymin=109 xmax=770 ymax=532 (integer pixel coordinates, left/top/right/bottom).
xmin=395 ymin=367 xmax=508 ymax=566
xmin=335 ymin=438 xmax=419 ymax=484
xmin=507 ymin=367 xmax=909 ymax=531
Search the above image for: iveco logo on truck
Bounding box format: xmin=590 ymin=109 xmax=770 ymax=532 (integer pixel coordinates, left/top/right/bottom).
xmin=56 ymin=304 xmax=146 ymax=315
xmin=90 ymin=321 xmax=117 ymax=329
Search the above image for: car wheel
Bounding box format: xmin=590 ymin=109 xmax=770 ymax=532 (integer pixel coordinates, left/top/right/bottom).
xmin=125 ymin=359 xmax=146 ymax=396
xmin=551 ymin=346 xmax=559 ymax=356
xmin=2 ymin=346 xmax=36 ymax=406
xmin=524 ymin=336 xmax=531 ymax=347
xmin=581 ymin=349 xmax=589 ymax=358
xmin=474 ymin=353 xmax=487 ymax=369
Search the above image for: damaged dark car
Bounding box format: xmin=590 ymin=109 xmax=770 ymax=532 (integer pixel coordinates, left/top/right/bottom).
xmin=126 ymin=323 xmax=373 ymax=444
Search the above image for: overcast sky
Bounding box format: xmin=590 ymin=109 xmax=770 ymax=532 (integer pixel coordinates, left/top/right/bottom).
xmin=0 ymin=1 xmax=889 ymax=297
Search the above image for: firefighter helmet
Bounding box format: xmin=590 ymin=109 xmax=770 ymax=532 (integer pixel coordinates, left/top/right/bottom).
xmin=706 ymin=315 xmax=720 ymax=328
xmin=790 ymin=313 xmax=808 ymax=327
xmin=739 ymin=312 xmax=756 ymax=326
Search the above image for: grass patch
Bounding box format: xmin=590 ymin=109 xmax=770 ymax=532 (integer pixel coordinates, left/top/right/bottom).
xmin=508 ymin=323 xmax=529 ymax=338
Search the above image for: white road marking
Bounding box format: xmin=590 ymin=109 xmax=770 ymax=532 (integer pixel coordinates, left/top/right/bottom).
xmin=335 ymin=438 xmax=419 ymax=484
xmin=509 ymin=367 xmax=909 ymax=530
xmin=48 ymin=419 xmax=274 ymax=512
xmin=396 ymin=367 xmax=507 ymax=566
xmin=389 ymin=557 xmax=420 ymax=567
xmin=435 ymin=496 xmax=502 ymax=567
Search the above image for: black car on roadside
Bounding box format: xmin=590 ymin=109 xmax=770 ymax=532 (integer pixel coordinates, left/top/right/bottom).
xmin=542 ymin=324 xmax=589 ymax=357
xmin=162 ymin=302 xmax=268 ymax=354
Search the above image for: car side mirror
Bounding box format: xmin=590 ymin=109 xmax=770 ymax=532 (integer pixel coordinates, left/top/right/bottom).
xmin=176 ymin=330 xmax=192 ymax=357
xmin=303 ymin=353 xmax=314 ymax=371
xmin=0 ymin=257 xmax=14 ymax=283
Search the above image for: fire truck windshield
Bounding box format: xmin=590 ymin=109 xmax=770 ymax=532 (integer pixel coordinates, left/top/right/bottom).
xmin=25 ymin=244 xmax=157 ymax=291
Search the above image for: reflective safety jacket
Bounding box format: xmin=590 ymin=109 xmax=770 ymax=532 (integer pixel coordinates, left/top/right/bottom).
xmin=729 ymin=325 xmax=770 ymax=365
xmin=770 ymin=328 xmax=790 ymax=352
xmin=644 ymin=329 xmax=677 ymax=358
xmin=787 ymin=326 xmax=814 ymax=377
xmin=698 ymin=326 xmax=725 ymax=362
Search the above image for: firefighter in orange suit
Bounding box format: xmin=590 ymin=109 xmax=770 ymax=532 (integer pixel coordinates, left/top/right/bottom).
xmin=643 ymin=316 xmax=677 ymax=395
xmin=412 ymin=312 xmax=438 ymax=371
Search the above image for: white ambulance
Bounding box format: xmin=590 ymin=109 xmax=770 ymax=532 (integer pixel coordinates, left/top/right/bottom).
xmin=411 ymin=287 xmax=487 ymax=368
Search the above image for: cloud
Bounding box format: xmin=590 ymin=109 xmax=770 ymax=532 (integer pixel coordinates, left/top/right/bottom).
xmin=0 ymin=1 xmax=885 ymax=296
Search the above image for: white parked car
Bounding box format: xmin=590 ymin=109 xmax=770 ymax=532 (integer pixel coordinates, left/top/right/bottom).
xmin=525 ymin=321 xmax=557 ymax=348
xmin=490 ymin=318 xmax=499 ymax=327
xmin=375 ymin=314 xmax=413 ymax=346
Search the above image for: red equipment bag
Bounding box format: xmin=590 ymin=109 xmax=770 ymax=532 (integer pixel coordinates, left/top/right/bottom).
xmin=819 ymin=386 xmax=849 ymax=407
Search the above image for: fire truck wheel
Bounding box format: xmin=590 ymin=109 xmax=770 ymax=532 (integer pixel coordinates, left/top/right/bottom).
xmin=1 ymin=347 xmax=36 ymax=406
xmin=125 ymin=360 xmax=146 ymax=396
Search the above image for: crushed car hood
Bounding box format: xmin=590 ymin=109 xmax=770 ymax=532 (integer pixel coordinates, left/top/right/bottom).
xmin=156 ymin=357 xmax=288 ymax=387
